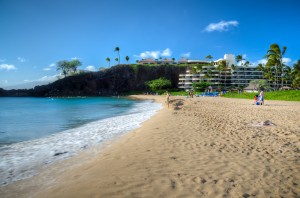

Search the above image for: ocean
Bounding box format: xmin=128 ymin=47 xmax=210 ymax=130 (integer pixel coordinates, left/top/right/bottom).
xmin=0 ymin=97 xmax=161 ymax=185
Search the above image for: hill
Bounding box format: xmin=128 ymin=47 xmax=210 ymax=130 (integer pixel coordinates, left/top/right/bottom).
xmin=0 ymin=64 xmax=187 ymax=97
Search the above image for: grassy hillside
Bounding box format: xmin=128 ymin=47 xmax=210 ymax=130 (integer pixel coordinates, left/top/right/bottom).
xmin=223 ymin=90 xmax=300 ymax=102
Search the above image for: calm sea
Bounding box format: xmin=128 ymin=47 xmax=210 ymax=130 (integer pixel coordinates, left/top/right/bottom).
xmin=0 ymin=97 xmax=161 ymax=185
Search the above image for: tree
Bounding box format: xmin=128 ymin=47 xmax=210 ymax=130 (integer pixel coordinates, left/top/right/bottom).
xmin=205 ymin=55 xmax=213 ymax=60
xmin=106 ymin=57 xmax=111 ymax=67
xmin=265 ymin=43 xmax=287 ymax=90
xmin=216 ymin=61 xmax=224 ymax=89
xmin=204 ymin=69 xmax=212 ymax=84
xmin=235 ymin=54 xmax=244 ymax=66
xmin=114 ymin=47 xmax=120 ymax=64
xmin=249 ymin=79 xmax=270 ymax=91
xmin=125 ymin=56 xmax=130 ymax=63
xmin=291 ymin=60 xmax=300 ymax=88
xmin=205 ymin=55 xmax=213 ymax=66
xmin=257 ymin=63 xmax=264 ymax=72
xmin=243 ymin=60 xmax=250 ymax=83
xmin=282 ymin=66 xmax=291 ymax=86
xmin=146 ymin=78 xmax=172 ymax=92
xmin=69 ymin=59 xmax=82 ymax=73
xmin=192 ymin=81 xmax=210 ymax=92
xmin=172 ymin=58 xmax=175 ymax=62
xmin=231 ymin=64 xmax=235 ymax=71
xmin=56 ymin=60 xmax=69 ymax=77
xmin=115 ymin=58 xmax=119 ymax=64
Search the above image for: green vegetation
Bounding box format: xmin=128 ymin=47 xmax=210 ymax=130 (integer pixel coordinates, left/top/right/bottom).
xmin=249 ymin=79 xmax=270 ymax=91
xmin=223 ymin=90 xmax=300 ymax=101
xmin=192 ymin=81 xmax=211 ymax=91
xmin=56 ymin=59 xmax=82 ymax=77
xmin=106 ymin=57 xmax=110 ymax=67
xmin=291 ymin=60 xmax=300 ymax=88
xmin=114 ymin=47 xmax=120 ymax=64
xmin=145 ymin=77 xmax=172 ymax=92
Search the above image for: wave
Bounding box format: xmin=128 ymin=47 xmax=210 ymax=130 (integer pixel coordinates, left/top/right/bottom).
xmin=0 ymin=99 xmax=162 ymax=186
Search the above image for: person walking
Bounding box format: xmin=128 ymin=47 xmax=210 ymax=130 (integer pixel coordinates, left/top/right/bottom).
xmin=259 ymin=90 xmax=264 ymax=105
xmin=166 ymin=91 xmax=170 ymax=108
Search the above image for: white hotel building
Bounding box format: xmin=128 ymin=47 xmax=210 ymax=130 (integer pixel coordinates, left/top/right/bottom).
xmin=178 ymin=54 xmax=264 ymax=90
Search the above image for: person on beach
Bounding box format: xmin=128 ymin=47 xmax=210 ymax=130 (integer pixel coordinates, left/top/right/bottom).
xmin=166 ymin=91 xmax=170 ymax=108
xmin=259 ymin=90 xmax=264 ymax=105
xmin=253 ymin=95 xmax=258 ymax=105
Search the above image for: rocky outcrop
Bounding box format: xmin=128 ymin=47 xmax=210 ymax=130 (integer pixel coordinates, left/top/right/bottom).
xmin=0 ymin=65 xmax=187 ymax=97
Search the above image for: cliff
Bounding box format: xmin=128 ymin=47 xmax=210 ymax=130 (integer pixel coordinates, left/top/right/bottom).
xmin=0 ymin=64 xmax=187 ymax=97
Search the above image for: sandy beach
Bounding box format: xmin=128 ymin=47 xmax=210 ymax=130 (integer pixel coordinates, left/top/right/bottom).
xmin=1 ymin=95 xmax=300 ymax=198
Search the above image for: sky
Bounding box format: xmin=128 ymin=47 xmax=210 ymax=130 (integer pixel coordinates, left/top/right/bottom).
xmin=1 ymin=0 xmax=300 ymax=88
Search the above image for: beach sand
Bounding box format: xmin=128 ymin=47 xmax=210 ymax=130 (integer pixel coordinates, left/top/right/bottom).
xmin=1 ymin=95 xmax=300 ymax=198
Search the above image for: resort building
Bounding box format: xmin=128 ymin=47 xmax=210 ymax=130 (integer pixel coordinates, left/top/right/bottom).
xmin=178 ymin=54 xmax=265 ymax=90
xmin=178 ymin=59 xmax=209 ymax=65
xmin=138 ymin=58 xmax=157 ymax=64
xmin=138 ymin=58 xmax=175 ymax=65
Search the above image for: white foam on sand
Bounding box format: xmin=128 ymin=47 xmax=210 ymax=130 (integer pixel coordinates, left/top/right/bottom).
xmin=0 ymin=99 xmax=162 ymax=185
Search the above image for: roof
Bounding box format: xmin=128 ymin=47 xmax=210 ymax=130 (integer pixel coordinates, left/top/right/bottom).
xmin=244 ymin=83 xmax=258 ymax=90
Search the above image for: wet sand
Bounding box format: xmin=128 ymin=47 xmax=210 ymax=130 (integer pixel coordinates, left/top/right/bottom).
xmin=1 ymin=95 xmax=300 ymax=197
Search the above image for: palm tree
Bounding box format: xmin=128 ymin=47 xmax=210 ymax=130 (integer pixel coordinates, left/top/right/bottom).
xmin=257 ymin=63 xmax=264 ymax=72
xmin=106 ymin=57 xmax=111 ymax=67
xmin=282 ymin=66 xmax=291 ymax=86
xmin=235 ymin=55 xmax=244 ymax=66
xmin=204 ymin=69 xmax=212 ymax=84
xmin=291 ymin=60 xmax=300 ymax=88
xmin=205 ymin=55 xmax=213 ymax=66
xmin=265 ymin=43 xmax=287 ymax=90
xmin=172 ymin=58 xmax=175 ymax=63
xmin=114 ymin=47 xmax=120 ymax=64
xmin=115 ymin=58 xmax=119 ymax=64
xmin=216 ymin=62 xmax=224 ymax=89
xmin=205 ymin=55 xmax=213 ymax=60
xmin=231 ymin=64 xmax=235 ymax=70
xmin=244 ymin=61 xmax=250 ymax=85
xmin=125 ymin=56 xmax=130 ymax=63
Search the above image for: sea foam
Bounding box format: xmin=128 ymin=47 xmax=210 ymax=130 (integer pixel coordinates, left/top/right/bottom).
xmin=0 ymin=99 xmax=161 ymax=185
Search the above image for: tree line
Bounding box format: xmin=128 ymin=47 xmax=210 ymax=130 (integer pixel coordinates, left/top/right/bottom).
xmin=55 ymin=44 xmax=300 ymax=89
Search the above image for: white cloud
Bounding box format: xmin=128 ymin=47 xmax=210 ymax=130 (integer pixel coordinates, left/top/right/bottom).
xmin=282 ymin=58 xmax=292 ymax=65
xmin=0 ymin=80 xmax=8 ymax=84
xmin=251 ymin=58 xmax=267 ymax=66
xmin=181 ymin=52 xmax=191 ymax=58
xmin=24 ymin=74 xmax=62 ymax=83
xmin=17 ymin=57 xmax=27 ymax=62
xmin=134 ymin=48 xmax=172 ymax=59
xmin=139 ymin=50 xmax=160 ymax=59
xmin=0 ymin=64 xmax=17 ymax=71
xmin=70 ymin=57 xmax=81 ymax=60
xmin=161 ymin=48 xmax=171 ymax=57
xmin=204 ymin=20 xmax=239 ymax=32
xmin=43 ymin=63 xmax=56 ymax=71
xmin=252 ymin=58 xmax=292 ymax=66
xmin=85 ymin=65 xmax=97 ymax=71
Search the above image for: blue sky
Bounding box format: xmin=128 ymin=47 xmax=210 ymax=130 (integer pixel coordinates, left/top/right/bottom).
xmin=1 ymin=0 xmax=300 ymax=88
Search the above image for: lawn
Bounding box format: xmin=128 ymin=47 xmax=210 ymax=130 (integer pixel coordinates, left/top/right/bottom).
xmin=223 ymin=90 xmax=300 ymax=102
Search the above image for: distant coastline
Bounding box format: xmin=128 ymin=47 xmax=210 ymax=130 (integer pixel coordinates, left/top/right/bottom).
xmin=0 ymin=64 xmax=186 ymax=97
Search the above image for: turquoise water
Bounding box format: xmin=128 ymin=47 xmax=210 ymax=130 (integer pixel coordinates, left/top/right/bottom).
xmin=0 ymin=97 xmax=135 ymax=144
xmin=0 ymin=97 xmax=162 ymax=185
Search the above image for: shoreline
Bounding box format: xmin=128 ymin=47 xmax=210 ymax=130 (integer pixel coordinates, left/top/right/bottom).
xmin=1 ymin=95 xmax=300 ymax=197
xmin=0 ymin=96 xmax=162 ymax=187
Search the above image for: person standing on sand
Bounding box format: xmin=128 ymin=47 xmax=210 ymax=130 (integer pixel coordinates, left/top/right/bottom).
xmin=166 ymin=91 xmax=170 ymax=108
xmin=259 ymin=90 xmax=264 ymax=105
